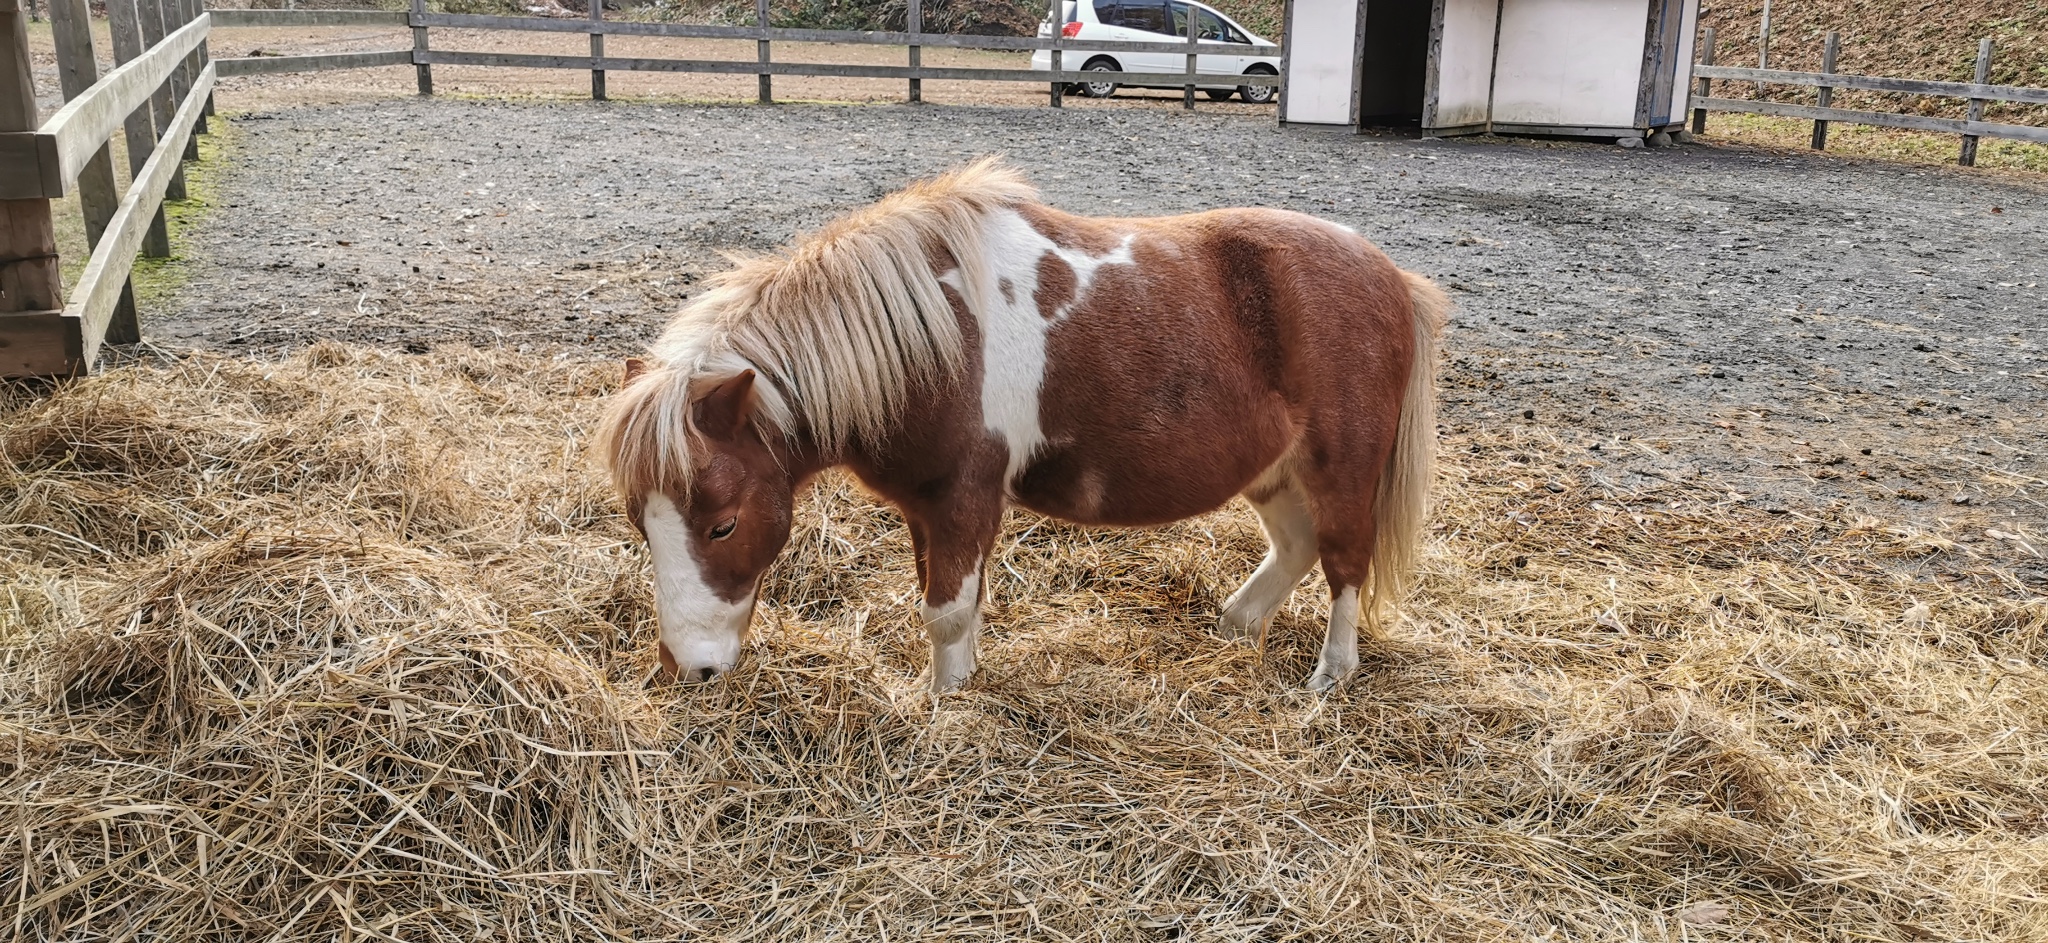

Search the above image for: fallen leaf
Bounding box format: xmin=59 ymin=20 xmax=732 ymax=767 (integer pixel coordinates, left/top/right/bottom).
xmin=1677 ymin=901 xmax=1733 ymax=926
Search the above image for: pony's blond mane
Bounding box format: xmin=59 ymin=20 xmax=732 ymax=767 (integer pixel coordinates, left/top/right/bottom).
xmin=596 ymin=157 xmax=1037 ymax=496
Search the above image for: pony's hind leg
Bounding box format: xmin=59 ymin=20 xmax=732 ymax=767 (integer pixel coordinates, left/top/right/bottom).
xmin=1308 ymin=583 xmax=1366 ymax=692
xmin=1217 ymin=479 xmax=1319 ymax=643
xmin=1305 ymin=521 xmax=1379 ymax=692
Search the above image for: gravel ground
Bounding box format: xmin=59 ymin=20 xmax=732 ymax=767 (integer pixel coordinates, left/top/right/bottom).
xmin=149 ymin=97 xmax=2048 ymax=567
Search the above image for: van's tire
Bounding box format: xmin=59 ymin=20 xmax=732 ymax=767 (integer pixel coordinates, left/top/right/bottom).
xmin=1079 ymin=58 xmax=1121 ymax=98
xmin=1205 ymin=89 xmax=1235 ymax=101
xmin=1239 ymin=65 xmax=1277 ymax=104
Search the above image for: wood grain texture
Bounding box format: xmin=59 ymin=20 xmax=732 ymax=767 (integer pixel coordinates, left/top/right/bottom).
xmin=1695 ymin=95 xmax=2048 ymax=145
xmin=1693 ymin=64 xmax=2048 ymax=107
xmin=216 ymin=50 xmax=412 ymax=76
xmin=68 ymin=62 xmax=213 ymax=365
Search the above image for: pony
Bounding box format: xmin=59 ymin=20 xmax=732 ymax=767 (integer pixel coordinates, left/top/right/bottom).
xmin=596 ymin=158 xmax=1445 ymax=693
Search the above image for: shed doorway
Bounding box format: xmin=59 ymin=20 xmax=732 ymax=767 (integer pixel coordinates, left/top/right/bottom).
xmin=1356 ymin=0 xmax=1434 ymax=127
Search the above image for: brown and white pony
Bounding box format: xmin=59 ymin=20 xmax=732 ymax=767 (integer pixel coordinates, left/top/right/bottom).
xmin=597 ymin=158 xmax=1445 ymax=693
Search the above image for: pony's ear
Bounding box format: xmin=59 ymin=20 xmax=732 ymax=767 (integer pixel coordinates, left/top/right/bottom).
xmin=622 ymin=357 xmax=648 ymax=384
xmin=690 ymin=370 xmax=757 ymax=440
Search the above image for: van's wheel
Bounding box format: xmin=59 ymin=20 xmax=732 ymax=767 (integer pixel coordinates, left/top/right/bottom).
xmin=1205 ymin=89 xmax=1235 ymax=101
xmin=1079 ymin=58 xmax=1121 ymax=98
xmin=1238 ymin=66 xmax=1277 ymax=104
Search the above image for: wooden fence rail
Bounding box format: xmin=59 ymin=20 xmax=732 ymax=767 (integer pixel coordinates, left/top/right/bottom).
xmin=1689 ymin=29 xmax=2047 ymax=166
xmin=200 ymin=6 xmax=1280 ymax=105
xmin=4 ymin=5 xmax=1281 ymax=378
xmin=2 ymin=0 xmax=211 ymax=376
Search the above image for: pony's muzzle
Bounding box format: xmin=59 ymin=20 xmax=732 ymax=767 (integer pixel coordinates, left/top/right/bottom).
xmin=654 ymin=641 xmax=732 ymax=684
xmin=656 ymin=639 xmax=681 ymax=679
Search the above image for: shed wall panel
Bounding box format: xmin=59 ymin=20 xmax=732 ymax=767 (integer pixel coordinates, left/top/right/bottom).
xmin=1282 ymin=0 xmax=1360 ymax=125
xmin=1491 ymin=0 xmax=1648 ymax=128
xmin=1428 ymin=0 xmax=1500 ymax=128
xmin=1664 ymin=0 xmax=1698 ymax=125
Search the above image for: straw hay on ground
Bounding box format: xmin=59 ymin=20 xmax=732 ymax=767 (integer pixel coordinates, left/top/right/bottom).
xmin=2 ymin=344 xmax=2044 ymax=941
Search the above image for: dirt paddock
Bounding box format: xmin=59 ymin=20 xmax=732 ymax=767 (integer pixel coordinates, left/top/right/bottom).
xmin=163 ymin=88 xmax=2047 ymax=538
xmin=4 ymin=76 xmax=2048 ymax=941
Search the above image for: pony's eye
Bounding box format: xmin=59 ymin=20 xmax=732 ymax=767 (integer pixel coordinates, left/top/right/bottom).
xmin=709 ymin=518 xmax=737 ymax=541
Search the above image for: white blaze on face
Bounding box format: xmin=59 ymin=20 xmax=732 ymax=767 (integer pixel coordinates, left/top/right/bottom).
xmin=642 ymin=492 xmax=754 ymax=680
xmin=944 ymin=210 xmax=1136 ymax=488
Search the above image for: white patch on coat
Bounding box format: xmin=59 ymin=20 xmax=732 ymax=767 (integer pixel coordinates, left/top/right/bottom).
xmin=968 ymin=210 xmax=1136 ymax=487
xmin=1218 ymin=482 xmax=1320 ymax=640
xmin=921 ymin=561 xmax=982 ymax=693
xmin=643 ymin=492 xmax=754 ymax=678
xmin=1308 ymin=585 xmax=1362 ymax=692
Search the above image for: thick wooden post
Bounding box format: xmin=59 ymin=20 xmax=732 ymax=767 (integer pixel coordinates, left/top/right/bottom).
xmin=1960 ymin=38 xmax=1993 ymax=167
xmin=2 ymin=0 xmax=74 ymax=374
xmin=47 ymin=0 xmax=140 ymax=343
xmin=106 ymin=0 xmax=170 ymax=259
xmin=182 ymin=0 xmax=210 ymax=123
xmin=1755 ymin=0 xmax=1770 ymax=97
xmin=1047 ymin=0 xmax=1061 ymax=108
xmin=755 ymin=0 xmax=770 ymax=104
xmin=1182 ymin=5 xmax=1196 ymax=111
xmin=906 ymin=0 xmax=920 ymax=103
xmin=175 ymin=0 xmax=202 ymax=148
xmin=1691 ymin=26 xmax=1714 ymax=134
xmin=135 ymin=0 xmax=189 ymax=201
xmin=588 ymin=0 xmax=604 ymax=100
xmin=1811 ymin=31 xmax=1838 ymax=150
xmin=410 ymin=0 xmax=432 ymax=96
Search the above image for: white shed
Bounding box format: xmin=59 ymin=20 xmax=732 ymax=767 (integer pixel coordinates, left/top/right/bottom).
xmin=1280 ymin=0 xmax=1700 ymax=143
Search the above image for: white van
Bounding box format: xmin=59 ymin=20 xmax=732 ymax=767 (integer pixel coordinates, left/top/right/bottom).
xmin=1029 ymin=0 xmax=1280 ymax=103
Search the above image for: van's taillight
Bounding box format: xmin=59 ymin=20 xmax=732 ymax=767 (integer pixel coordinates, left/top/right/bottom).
xmin=1061 ymin=21 xmax=1083 ymax=37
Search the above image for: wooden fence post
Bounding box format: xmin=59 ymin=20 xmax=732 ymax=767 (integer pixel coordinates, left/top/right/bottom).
xmin=176 ymin=0 xmax=204 ymax=143
xmin=588 ymin=0 xmax=604 ymax=100
xmin=1182 ymin=4 xmax=1196 ymax=110
xmin=1047 ymin=0 xmax=1061 ymax=108
xmin=47 ymin=0 xmax=140 ymax=344
xmin=135 ymin=0 xmax=190 ymax=201
xmin=106 ymin=0 xmax=170 ymax=259
xmin=1755 ymin=0 xmax=1770 ymax=98
xmin=906 ymin=0 xmax=919 ymax=103
xmin=755 ymin=0 xmax=770 ymax=104
xmin=1960 ymin=38 xmax=1992 ymax=167
xmin=1811 ymin=30 xmax=1838 ymax=149
xmin=186 ymin=0 xmax=212 ymax=121
xmin=143 ymin=0 xmax=197 ymax=160
xmin=1691 ymin=26 xmax=1713 ymax=134
xmin=410 ymin=0 xmax=432 ymax=96
xmin=1 ymin=0 xmax=72 ymax=374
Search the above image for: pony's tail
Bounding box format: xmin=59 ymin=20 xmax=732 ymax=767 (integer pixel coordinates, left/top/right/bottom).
xmin=1369 ymin=270 xmax=1447 ymax=625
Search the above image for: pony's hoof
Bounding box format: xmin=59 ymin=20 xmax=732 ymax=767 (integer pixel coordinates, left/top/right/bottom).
xmin=1215 ymin=612 xmax=1266 ymax=644
xmin=1304 ymin=664 xmax=1352 ymax=693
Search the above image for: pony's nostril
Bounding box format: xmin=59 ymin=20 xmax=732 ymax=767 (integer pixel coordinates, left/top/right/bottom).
xmin=694 ymin=666 xmax=719 ymax=684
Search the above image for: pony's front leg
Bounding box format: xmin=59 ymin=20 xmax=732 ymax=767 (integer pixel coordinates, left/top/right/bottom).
xmin=906 ymin=507 xmax=1001 ymax=694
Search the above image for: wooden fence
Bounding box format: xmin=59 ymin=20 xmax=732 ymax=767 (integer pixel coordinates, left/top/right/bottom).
xmin=205 ymin=4 xmax=1280 ymax=109
xmin=0 ymin=4 xmax=1279 ymax=377
xmin=1688 ymin=26 xmax=2048 ymax=166
xmin=2 ymin=0 xmax=212 ymax=377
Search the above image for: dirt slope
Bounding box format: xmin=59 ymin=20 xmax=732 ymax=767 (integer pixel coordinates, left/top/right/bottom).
xmin=1700 ymin=0 xmax=2048 ymax=121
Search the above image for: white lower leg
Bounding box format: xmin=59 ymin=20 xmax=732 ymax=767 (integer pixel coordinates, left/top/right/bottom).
xmin=923 ymin=569 xmax=981 ymax=694
xmin=1307 ymin=586 xmax=1362 ymax=692
xmin=1219 ymin=486 xmax=1318 ymax=642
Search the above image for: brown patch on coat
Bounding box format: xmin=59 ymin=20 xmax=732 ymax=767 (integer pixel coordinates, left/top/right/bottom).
xmin=1018 ymin=203 xmax=1123 ymax=255
xmin=1034 ymin=253 xmax=1077 ymax=320
xmin=998 ymin=277 xmax=1015 ymax=305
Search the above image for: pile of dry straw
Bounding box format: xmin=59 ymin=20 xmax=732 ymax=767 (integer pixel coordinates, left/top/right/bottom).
xmin=2 ymin=344 xmax=2043 ymax=941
